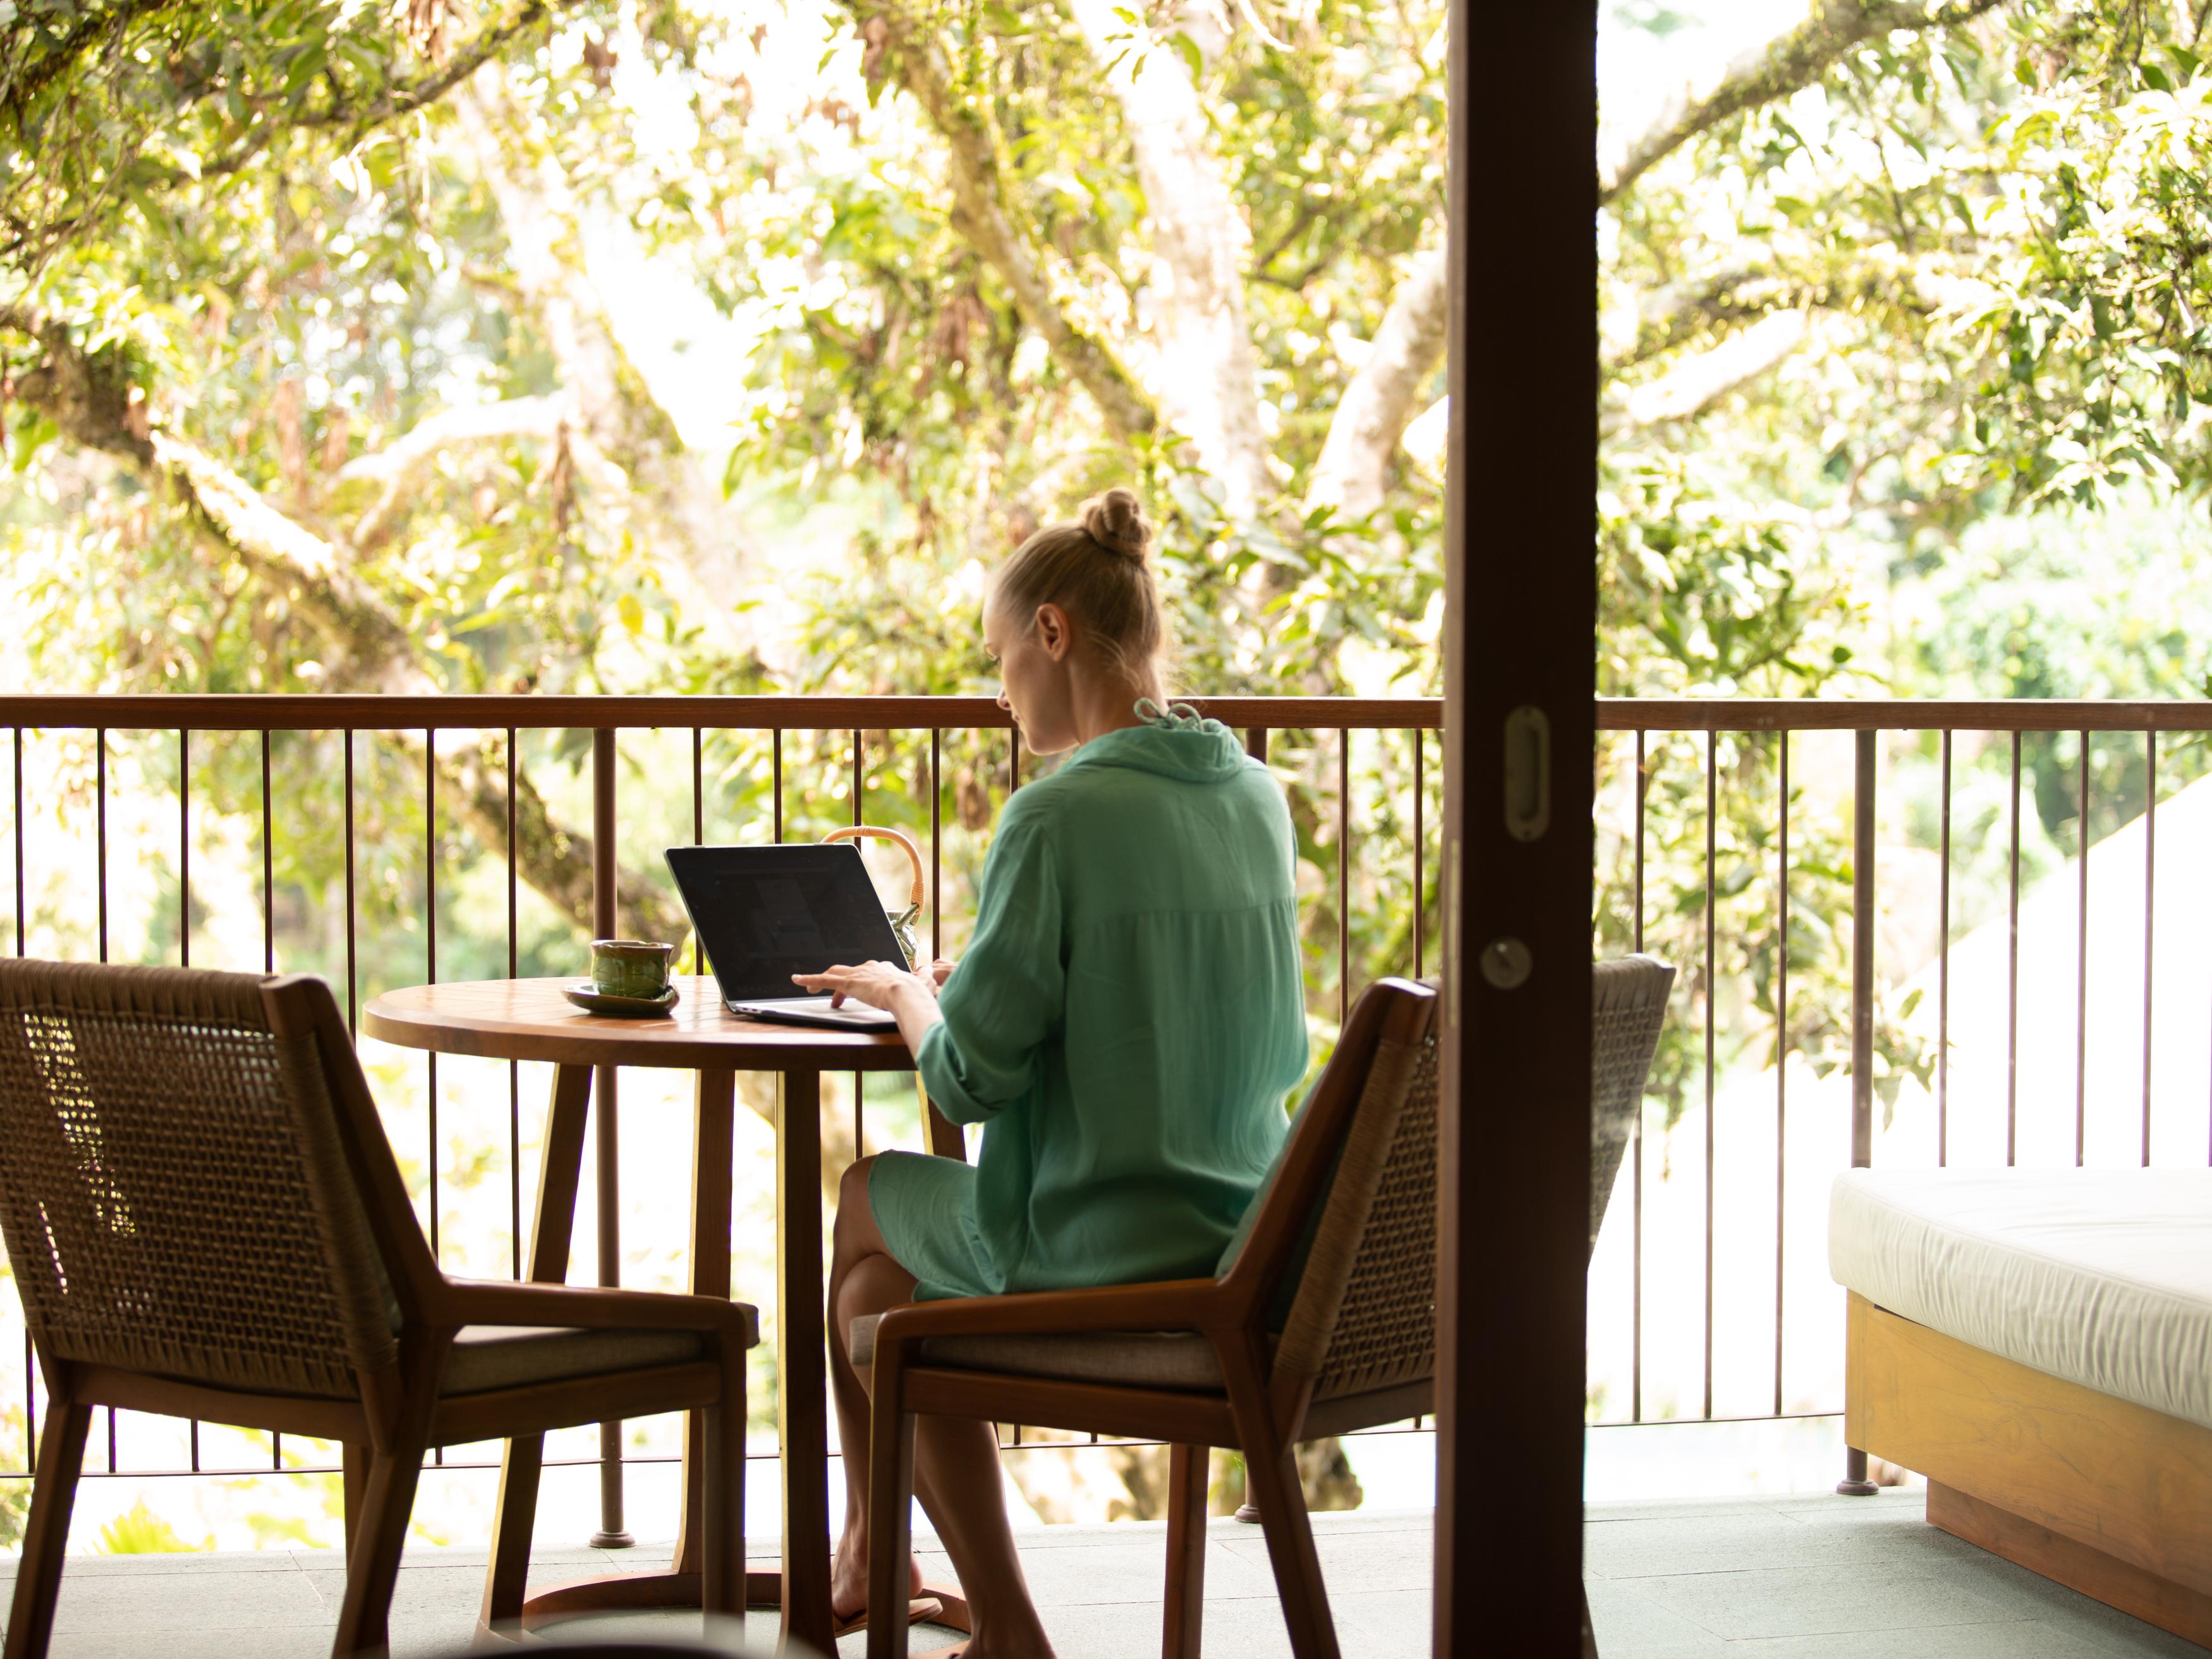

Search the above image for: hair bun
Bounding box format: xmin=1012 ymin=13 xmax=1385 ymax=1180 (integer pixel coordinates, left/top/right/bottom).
xmin=1081 ymin=487 xmax=1152 ymax=563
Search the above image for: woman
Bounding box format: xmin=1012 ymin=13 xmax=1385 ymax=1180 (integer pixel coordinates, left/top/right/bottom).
xmin=794 ymin=487 xmax=1308 ymax=1658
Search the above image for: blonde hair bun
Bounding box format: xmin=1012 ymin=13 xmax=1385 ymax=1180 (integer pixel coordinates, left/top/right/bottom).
xmin=1081 ymin=487 xmax=1152 ymax=563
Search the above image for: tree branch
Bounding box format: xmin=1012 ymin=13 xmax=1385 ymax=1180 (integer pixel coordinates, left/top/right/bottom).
xmin=1066 ymin=0 xmax=1269 ymax=510
xmin=837 ymin=0 xmax=1159 ymax=444
xmin=0 ymin=1 xmax=190 ymax=137
xmin=339 ymin=392 xmax=578 ymax=549
xmin=305 ymin=1 xmax=553 ymax=142
xmin=449 ymin=80 xmax=759 ymax=653
xmin=1599 ymin=0 xmax=2009 ymax=207
xmin=1303 ymin=241 xmax=1449 ymax=521
xmin=1605 ymin=309 xmax=1813 ymax=434
xmin=0 ymin=306 xmax=686 ymax=949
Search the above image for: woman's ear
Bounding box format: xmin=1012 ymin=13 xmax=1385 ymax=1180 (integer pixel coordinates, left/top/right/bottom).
xmin=1035 ymin=602 xmax=1073 ymax=661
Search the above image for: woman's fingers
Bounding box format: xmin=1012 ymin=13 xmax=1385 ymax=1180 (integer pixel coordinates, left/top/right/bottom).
xmin=794 ymin=967 xmax=856 ymax=1007
xmin=794 ymin=963 xmax=908 ymax=1009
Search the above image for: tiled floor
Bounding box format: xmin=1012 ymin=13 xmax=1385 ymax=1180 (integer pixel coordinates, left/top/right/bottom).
xmin=1582 ymin=1492 xmax=2202 ymax=1657
xmin=1 ymin=1492 xmax=2199 ymax=1656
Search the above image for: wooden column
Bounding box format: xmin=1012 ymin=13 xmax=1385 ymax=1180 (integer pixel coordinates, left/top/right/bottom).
xmin=1433 ymin=3 xmax=1599 ymax=1653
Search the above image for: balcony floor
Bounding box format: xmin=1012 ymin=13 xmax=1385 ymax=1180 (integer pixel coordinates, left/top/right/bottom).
xmin=1 ymin=1492 xmax=2197 ymax=1657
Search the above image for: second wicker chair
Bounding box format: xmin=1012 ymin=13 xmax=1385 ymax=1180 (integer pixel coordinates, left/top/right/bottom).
xmin=0 ymin=959 xmax=758 ymax=1659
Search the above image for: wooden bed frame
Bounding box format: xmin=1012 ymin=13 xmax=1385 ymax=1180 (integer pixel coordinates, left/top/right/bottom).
xmin=1846 ymin=1292 xmax=2212 ymax=1648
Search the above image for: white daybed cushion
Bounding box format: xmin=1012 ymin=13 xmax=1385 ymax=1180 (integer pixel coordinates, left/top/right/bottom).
xmin=1829 ymin=1168 xmax=2212 ymax=1431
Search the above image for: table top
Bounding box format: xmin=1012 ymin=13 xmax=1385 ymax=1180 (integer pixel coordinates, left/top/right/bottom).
xmin=362 ymin=976 xmax=915 ymax=1071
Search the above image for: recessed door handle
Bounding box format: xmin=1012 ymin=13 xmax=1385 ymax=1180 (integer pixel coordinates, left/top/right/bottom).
xmin=1504 ymin=705 xmax=1550 ymax=842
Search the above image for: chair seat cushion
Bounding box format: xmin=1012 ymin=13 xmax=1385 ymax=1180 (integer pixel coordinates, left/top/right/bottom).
xmin=443 ymin=1325 xmax=707 ymax=1395
xmin=849 ymin=1313 xmax=1228 ymax=1392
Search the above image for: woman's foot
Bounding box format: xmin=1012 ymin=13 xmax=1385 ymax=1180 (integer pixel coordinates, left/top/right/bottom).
xmin=830 ymin=1526 xmax=928 ymax=1629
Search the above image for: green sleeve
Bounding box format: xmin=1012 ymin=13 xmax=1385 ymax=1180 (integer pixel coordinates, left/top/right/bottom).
xmin=915 ymin=796 xmax=1063 ymax=1126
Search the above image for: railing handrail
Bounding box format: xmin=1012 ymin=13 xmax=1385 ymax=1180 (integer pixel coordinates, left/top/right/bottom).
xmin=1600 ymin=698 xmax=2212 ymax=732
xmin=1 ymin=693 xmax=2206 ymax=734
xmin=0 ymin=693 xmax=1445 ymax=731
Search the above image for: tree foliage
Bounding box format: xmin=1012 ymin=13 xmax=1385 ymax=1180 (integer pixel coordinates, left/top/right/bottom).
xmin=4 ymin=0 xmax=2211 ymax=1469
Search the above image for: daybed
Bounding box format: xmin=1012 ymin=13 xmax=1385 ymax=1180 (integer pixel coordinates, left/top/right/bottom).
xmin=1830 ymin=1168 xmax=2212 ymax=1648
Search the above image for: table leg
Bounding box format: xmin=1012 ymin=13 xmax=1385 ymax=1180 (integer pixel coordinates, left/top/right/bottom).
xmin=482 ymin=1062 xmax=592 ymax=1628
xmin=674 ymin=1067 xmax=736 ymax=1579
xmin=779 ymin=1067 xmax=836 ymax=1655
xmin=593 ymin=1060 xmax=634 ymax=1548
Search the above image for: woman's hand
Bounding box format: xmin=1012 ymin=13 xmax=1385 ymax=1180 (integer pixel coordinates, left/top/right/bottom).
xmin=792 ymin=961 xmax=947 ymax=1054
xmin=792 ymin=960 xmax=923 ymax=1010
xmin=928 ymin=958 xmax=956 ymax=988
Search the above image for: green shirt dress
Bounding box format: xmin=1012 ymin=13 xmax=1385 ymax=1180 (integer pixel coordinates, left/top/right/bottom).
xmin=867 ymin=704 xmax=1310 ymax=1301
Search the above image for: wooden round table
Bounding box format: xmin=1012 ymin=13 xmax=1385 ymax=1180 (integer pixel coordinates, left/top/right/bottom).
xmin=363 ymin=975 xmax=965 ymax=1651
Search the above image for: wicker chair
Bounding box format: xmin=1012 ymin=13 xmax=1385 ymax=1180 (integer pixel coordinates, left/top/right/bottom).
xmin=0 ymin=960 xmax=757 ymax=1659
xmin=853 ymin=959 xmax=1675 ymax=1659
xmin=1588 ymin=955 xmax=1675 ymax=1262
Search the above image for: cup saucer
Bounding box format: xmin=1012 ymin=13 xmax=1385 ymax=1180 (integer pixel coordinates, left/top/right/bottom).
xmin=562 ymin=981 xmax=681 ymax=1018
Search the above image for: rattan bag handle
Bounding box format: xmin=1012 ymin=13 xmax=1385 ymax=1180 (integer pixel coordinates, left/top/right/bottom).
xmin=819 ymin=825 xmax=926 ymax=912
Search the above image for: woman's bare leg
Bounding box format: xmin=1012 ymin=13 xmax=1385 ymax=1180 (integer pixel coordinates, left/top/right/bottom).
xmin=830 ymin=1155 xmax=1057 ymax=1658
xmin=829 ymin=1157 xmax=925 ymax=1620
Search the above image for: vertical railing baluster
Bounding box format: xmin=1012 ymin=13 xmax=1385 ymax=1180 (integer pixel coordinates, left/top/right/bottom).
xmin=1631 ymin=728 xmax=1646 ymax=1425
xmin=1938 ymin=731 xmax=1951 ymax=1167
xmin=426 ymin=729 xmax=441 ymax=1468
xmin=693 ymin=727 xmax=704 ymax=975
xmin=1010 ymin=722 xmax=1021 ymax=791
xmin=1412 ymin=727 xmax=1425 ymax=979
xmin=773 ymin=729 xmax=784 ymax=842
xmin=1339 ymin=727 xmax=1352 ymax=1028
xmin=1701 ymin=730 xmax=1716 ymax=1423
xmin=178 ymin=725 xmax=191 ymax=1476
xmin=2007 ymin=731 xmax=2021 ymax=1166
xmin=261 ymin=731 xmax=274 ymax=973
xmin=1840 ymin=727 xmax=1879 ymax=1495
xmin=507 ymin=727 xmax=520 ymax=1280
xmin=425 ymin=729 xmax=439 ymax=1265
xmin=927 ymin=726 xmax=955 ymax=1160
xmin=179 ymin=728 xmax=190 ymax=967
xmin=590 ymin=726 xmax=630 ymax=1547
xmin=1774 ymin=730 xmax=1789 ymax=1420
xmin=264 ymin=726 xmax=280 ymax=1473
xmin=344 ymin=731 xmax=357 ymax=1036
xmin=2076 ymin=732 xmax=2089 ymax=1167
xmin=10 ymin=727 xmax=19 ymax=957
xmin=2142 ymin=729 xmax=2157 ymax=1168
xmin=852 ymin=729 xmax=863 ymax=1155
xmin=97 ymin=729 xmax=108 ymax=961
xmin=930 ymin=731 xmax=942 ymax=963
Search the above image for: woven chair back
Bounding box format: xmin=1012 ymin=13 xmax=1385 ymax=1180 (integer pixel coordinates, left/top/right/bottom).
xmin=1588 ymin=955 xmax=1673 ymax=1262
xmin=0 ymin=959 xmax=398 ymax=1398
xmin=1273 ymin=994 xmax=1440 ymax=1402
xmin=1274 ymin=956 xmax=1675 ymax=1402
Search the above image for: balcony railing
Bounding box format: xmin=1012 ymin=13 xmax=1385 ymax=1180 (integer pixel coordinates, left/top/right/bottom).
xmin=0 ymin=693 xmax=2205 ymax=1513
xmin=0 ymin=693 xmax=1442 ymax=1516
xmin=1592 ymin=698 xmax=2212 ymax=1479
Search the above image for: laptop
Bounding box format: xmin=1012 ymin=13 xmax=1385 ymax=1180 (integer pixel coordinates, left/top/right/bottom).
xmin=664 ymin=843 xmax=909 ymax=1031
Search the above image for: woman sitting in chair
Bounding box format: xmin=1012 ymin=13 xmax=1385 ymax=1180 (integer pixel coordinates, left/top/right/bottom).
xmin=794 ymin=487 xmax=1309 ymax=1658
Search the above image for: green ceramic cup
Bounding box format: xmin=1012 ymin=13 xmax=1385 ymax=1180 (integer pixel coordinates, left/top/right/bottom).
xmin=591 ymin=939 xmax=674 ymax=1000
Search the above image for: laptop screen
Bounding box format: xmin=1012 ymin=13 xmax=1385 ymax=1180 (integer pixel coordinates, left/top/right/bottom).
xmin=664 ymin=844 xmax=908 ymax=1000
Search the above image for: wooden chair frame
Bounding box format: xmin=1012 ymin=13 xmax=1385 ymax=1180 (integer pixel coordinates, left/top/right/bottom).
xmin=863 ymin=978 xmax=1438 ymax=1659
xmin=1 ymin=972 xmax=757 ymax=1659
